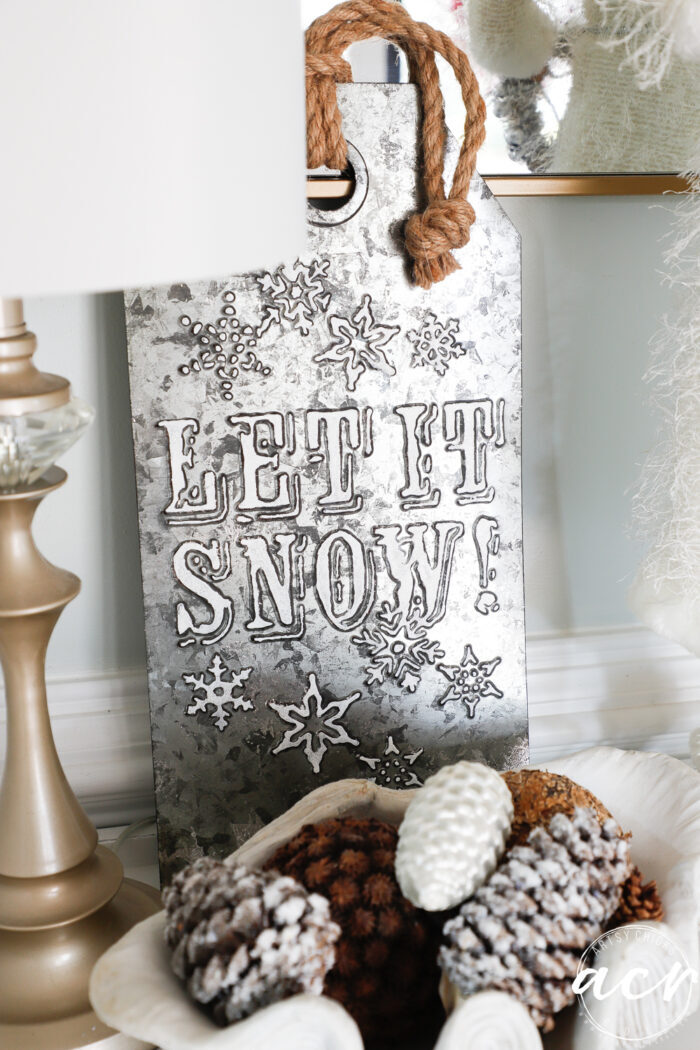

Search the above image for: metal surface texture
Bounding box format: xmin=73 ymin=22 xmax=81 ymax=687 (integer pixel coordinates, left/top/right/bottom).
xmin=126 ymin=84 xmax=528 ymax=880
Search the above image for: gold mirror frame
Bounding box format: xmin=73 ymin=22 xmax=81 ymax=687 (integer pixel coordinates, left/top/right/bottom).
xmin=308 ymin=173 xmax=692 ymax=199
xmin=481 ymin=174 xmax=692 ymax=196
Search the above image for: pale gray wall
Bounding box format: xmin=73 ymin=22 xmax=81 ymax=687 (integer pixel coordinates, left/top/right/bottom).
xmin=24 ymin=194 xmax=673 ymax=675
xmin=501 ymin=194 xmax=673 ymax=633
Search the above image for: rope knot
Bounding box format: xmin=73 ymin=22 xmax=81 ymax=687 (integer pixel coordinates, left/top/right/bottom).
xmin=404 ymin=198 xmax=477 ymax=288
xmin=305 ymin=0 xmax=485 ymax=287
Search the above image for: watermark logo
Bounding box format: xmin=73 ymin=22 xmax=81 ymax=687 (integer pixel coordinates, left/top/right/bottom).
xmin=573 ymin=924 xmax=698 ymax=1045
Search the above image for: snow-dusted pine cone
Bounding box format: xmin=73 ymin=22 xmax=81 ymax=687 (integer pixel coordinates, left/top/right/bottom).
xmin=163 ymin=857 xmax=340 ymax=1025
xmin=610 ymin=865 xmax=664 ymax=926
xmin=266 ymin=817 xmax=443 ymax=1048
xmin=440 ymin=807 xmax=631 ymax=1032
xmin=396 ymin=761 xmax=514 ymax=910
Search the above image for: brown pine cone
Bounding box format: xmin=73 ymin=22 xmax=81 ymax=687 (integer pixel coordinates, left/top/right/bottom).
xmin=503 ymin=769 xmax=614 ymax=847
xmin=163 ymin=857 xmax=339 ymax=1025
xmin=266 ymin=817 xmax=443 ymax=1049
xmin=609 ymin=865 xmax=664 ymax=926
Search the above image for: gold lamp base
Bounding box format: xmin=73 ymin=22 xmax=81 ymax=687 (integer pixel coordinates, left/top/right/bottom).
xmin=0 ymin=303 xmax=161 ymax=1049
xmin=0 ymin=877 xmax=160 ymax=1050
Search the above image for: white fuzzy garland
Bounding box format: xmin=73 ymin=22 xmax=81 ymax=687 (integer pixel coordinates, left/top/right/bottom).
xmin=629 ymin=157 xmax=700 ymax=654
xmin=595 ymin=0 xmax=700 ymax=88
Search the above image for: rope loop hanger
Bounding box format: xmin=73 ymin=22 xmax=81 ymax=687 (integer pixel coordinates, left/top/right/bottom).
xmin=305 ymin=0 xmax=487 ymax=289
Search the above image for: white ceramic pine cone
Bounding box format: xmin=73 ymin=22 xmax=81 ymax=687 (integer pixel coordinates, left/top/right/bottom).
xmin=395 ymin=761 xmax=513 ymax=911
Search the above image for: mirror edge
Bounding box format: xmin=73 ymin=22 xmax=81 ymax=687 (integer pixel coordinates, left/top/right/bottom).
xmin=482 ymin=175 xmax=693 ymax=196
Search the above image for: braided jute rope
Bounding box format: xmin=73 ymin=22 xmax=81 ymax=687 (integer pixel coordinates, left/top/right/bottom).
xmin=306 ymin=0 xmax=486 ymax=289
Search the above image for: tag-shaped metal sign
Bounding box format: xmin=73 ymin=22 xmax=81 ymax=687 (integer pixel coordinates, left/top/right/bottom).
xmin=126 ymin=85 xmax=527 ymax=879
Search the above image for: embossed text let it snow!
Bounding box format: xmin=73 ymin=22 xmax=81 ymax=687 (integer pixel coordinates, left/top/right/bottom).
xmin=163 ymin=394 xmax=505 ymax=659
xmin=155 ymin=280 xmax=509 ymax=734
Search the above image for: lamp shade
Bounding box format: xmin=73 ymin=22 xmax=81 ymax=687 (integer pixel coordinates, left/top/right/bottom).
xmin=0 ymin=1 xmax=306 ymax=297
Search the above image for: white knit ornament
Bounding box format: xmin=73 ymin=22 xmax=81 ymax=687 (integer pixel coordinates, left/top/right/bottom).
xmin=395 ymin=761 xmax=514 ymax=911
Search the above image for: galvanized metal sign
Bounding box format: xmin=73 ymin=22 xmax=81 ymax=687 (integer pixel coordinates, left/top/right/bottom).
xmin=126 ymin=85 xmax=527 ymax=880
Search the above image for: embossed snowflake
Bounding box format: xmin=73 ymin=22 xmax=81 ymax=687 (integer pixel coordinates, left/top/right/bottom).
xmin=437 ymin=645 xmax=503 ymax=718
xmin=315 ymin=294 xmax=400 ymax=391
xmin=358 ymin=735 xmax=424 ymax=788
xmin=256 ymin=258 xmax=332 ymax=337
xmin=178 ymin=290 xmax=272 ymax=400
xmin=182 ymin=653 xmax=253 ymax=732
xmin=269 ymin=672 xmax=361 ymax=774
xmin=352 ymin=603 xmax=445 ymax=693
xmin=407 ymin=311 xmax=479 ymax=376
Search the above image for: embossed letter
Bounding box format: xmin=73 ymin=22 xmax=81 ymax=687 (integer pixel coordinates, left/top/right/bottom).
xmin=306 ymin=408 xmax=363 ymax=514
xmin=158 ymin=418 xmax=228 ymax=525
xmin=229 ymin=412 xmax=301 ymax=519
xmin=315 ymin=528 xmax=375 ymax=631
xmin=172 ymin=539 xmax=233 ymax=646
xmin=394 ymin=403 xmax=440 ymax=510
xmin=239 ymin=532 xmax=306 ymax=642
xmin=443 ymin=400 xmax=505 ymax=505
xmin=375 ymin=521 xmax=464 ymax=626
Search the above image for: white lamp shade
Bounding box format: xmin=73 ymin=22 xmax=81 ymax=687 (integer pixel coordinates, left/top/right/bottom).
xmin=0 ymin=1 xmax=306 ymax=297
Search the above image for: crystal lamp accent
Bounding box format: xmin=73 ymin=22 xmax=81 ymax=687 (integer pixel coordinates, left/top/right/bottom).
xmin=0 ymin=397 xmax=94 ymax=490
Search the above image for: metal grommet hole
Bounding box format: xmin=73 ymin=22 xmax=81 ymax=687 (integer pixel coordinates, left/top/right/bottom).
xmin=308 ymin=160 xmax=357 ymax=213
xmin=307 ymin=142 xmax=369 ymax=227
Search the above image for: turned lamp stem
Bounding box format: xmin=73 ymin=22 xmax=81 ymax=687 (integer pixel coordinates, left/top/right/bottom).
xmin=0 ymin=298 xmax=159 ymax=1050
xmin=0 ymin=484 xmax=97 ymax=877
xmin=0 ymin=299 xmax=69 ymax=415
xmin=0 ymin=299 xmax=96 ymax=877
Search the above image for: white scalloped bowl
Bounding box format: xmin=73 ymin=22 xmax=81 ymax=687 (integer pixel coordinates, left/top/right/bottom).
xmin=89 ymin=747 xmax=700 ymax=1050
